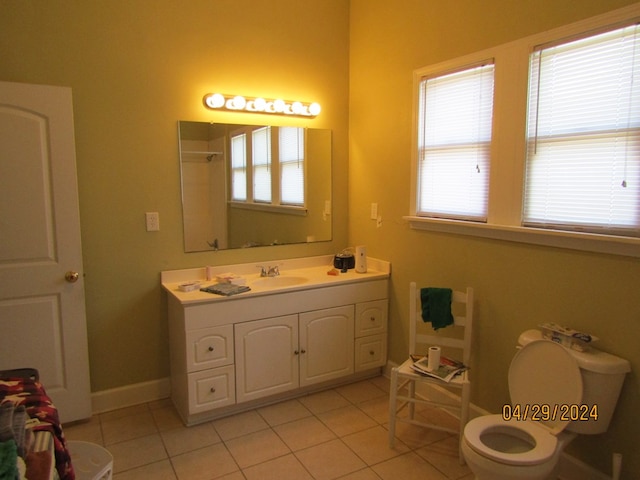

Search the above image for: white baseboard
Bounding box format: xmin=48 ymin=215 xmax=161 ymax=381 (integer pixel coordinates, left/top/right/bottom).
xmin=91 ymin=377 xmax=170 ymax=415
xmin=384 ymin=362 xmax=611 ymax=480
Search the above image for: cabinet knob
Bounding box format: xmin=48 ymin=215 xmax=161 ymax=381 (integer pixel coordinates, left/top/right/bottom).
xmin=301 ymin=349 xmax=306 ymax=354
xmin=369 ymin=350 xmax=375 ymax=356
xmin=294 ymin=350 xmax=299 ymax=355
xmin=208 ymin=346 xmax=214 ymax=352
xmin=370 ymin=316 xmax=376 ymax=321
xmin=210 ymin=387 xmax=216 ymax=393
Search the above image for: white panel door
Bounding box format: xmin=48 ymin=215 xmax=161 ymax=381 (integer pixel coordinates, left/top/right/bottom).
xmin=0 ymin=81 xmax=91 ymax=423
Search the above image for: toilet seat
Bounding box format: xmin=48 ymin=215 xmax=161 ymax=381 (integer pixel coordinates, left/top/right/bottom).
xmin=463 ymin=339 xmax=584 ymax=467
xmin=464 ymin=414 xmax=557 ymax=465
xmin=508 ymin=340 xmax=583 ymax=434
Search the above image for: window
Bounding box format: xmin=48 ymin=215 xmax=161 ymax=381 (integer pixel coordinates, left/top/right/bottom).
xmin=279 ymin=127 xmax=305 ymax=206
xmin=229 ymin=126 xmax=306 ymax=212
xmin=524 ymin=24 xmax=640 ymax=236
xmin=408 ymin=4 xmax=640 ymax=257
xmin=416 ymin=63 xmax=494 ymax=221
xmin=252 ymin=127 xmax=272 ymax=203
xmin=230 ymin=132 xmax=247 ymax=201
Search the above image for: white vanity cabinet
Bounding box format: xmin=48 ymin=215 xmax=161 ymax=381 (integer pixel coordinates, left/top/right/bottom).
xmin=163 ymin=255 xmax=390 ymax=426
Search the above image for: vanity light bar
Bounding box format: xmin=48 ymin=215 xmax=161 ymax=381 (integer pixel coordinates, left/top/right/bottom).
xmin=203 ymin=93 xmax=321 ymax=117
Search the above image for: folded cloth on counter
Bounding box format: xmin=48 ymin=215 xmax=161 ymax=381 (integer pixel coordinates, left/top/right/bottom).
xmin=421 ymin=287 xmax=454 ymax=330
xmin=200 ymin=283 xmax=251 ymax=296
xmin=215 ymin=273 xmax=247 ymax=285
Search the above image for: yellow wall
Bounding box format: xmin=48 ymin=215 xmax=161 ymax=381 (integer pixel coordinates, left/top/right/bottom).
xmin=349 ymin=0 xmax=640 ymax=476
xmin=0 ymin=0 xmax=350 ymax=388
xmin=2 ymin=0 xmax=639 ymax=477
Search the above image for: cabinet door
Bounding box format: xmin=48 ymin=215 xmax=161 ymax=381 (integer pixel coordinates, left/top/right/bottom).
xmin=235 ymin=315 xmax=299 ymax=403
xmin=299 ymin=305 xmax=354 ymax=387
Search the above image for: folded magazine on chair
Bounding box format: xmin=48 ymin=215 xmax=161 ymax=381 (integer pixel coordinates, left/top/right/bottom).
xmin=409 ymin=354 xmax=468 ymax=383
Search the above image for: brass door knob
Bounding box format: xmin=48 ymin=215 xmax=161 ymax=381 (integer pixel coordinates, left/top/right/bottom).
xmin=65 ymin=271 xmax=80 ymax=283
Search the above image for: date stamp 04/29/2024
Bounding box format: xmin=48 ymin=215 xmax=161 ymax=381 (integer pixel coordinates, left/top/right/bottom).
xmin=502 ymin=404 xmax=599 ymax=422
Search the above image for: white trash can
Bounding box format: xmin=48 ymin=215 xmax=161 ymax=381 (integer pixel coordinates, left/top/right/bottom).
xmin=67 ymin=441 xmax=113 ymax=480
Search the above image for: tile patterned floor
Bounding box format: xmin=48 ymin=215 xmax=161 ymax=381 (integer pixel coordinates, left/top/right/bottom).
xmin=64 ymin=376 xmax=474 ymax=480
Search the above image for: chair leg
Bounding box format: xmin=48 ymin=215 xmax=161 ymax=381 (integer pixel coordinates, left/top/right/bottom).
xmin=458 ymin=384 xmax=471 ymax=465
xmin=408 ymin=380 xmax=416 ymax=420
xmin=388 ymin=369 xmax=398 ymax=447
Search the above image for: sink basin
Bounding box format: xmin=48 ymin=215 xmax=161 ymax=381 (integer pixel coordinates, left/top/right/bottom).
xmin=251 ymin=275 xmax=309 ymax=289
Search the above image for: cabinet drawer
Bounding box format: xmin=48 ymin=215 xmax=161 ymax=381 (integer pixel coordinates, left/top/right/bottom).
xmin=355 ymin=300 xmax=388 ymax=338
xmin=188 ymin=365 xmax=235 ymax=414
xmin=186 ymin=325 xmax=233 ymax=373
xmin=355 ymin=334 xmax=387 ymax=372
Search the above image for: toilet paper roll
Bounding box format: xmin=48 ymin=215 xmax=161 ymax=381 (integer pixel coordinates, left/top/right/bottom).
xmin=428 ymin=346 xmax=441 ymax=371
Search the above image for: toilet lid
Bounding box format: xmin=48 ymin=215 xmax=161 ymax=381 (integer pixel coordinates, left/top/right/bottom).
xmin=509 ymin=339 xmax=583 ymax=434
xmin=464 ymin=414 xmax=558 ymax=465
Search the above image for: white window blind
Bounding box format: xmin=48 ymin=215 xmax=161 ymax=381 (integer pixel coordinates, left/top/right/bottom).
xmin=230 ymin=133 xmax=247 ymax=201
xmin=417 ymin=62 xmax=494 ymax=221
xmin=524 ymin=24 xmax=640 ymax=236
xmin=252 ymin=127 xmax=272 ymax=203
xmin=279 ymin=127 xmax=305 ymax=206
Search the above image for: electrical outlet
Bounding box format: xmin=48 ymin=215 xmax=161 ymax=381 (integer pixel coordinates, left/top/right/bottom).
xmin=145 ymin=212 xmax=160 ymax=231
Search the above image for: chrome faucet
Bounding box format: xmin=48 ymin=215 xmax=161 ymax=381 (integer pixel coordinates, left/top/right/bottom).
xmin=258 ymin=265 xmax=280 ymax=277
xmin=268 ymin=265 xmax=280 ymax=277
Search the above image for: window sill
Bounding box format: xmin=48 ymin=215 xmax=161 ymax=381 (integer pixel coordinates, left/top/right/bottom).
xmin=404 ymin=216 xmax=640 ymax=258
xmin=229 ymin=201 xmax=307 ymax=216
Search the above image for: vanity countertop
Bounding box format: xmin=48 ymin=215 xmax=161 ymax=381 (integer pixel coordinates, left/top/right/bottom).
xmin=160 ymin=255 xmax=391 ymax=304
xmin=161 ymin=255 xmax=390 ymax=305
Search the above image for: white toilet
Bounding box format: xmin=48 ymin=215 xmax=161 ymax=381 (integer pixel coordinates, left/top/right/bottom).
xmin=462 ymin=329 xmax=630 ymax=480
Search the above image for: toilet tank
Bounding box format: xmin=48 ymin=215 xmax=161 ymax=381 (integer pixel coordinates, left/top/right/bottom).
xmin=518 ymin=329 xmax=631 ymax=434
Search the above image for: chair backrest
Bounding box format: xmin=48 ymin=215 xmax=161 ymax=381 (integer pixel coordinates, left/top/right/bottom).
xmin=409 ymin=281 xmax=474 ymax=367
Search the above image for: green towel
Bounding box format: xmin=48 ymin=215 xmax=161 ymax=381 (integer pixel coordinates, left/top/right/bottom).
xmin=0 ymin=439 xmax=18 ymax=480
xmin=421 ymin=287 xmax=453 ymax=330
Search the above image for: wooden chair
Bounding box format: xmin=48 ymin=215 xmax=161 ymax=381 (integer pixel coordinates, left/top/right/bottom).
xmin=388 ymin=282 xmax=474 ymax=463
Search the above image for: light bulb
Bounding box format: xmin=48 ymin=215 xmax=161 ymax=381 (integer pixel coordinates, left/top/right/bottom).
xmin=232 ymin=95 xmax=246 ymax=109
xmin=309 ymin=102 xmax=322 ymax=116
xmin=253 ymin=97 xmax=266 ymax=111
xmin=273 ymin=99 xmax=286 ymax=112
xmin=205 ymin=93 xmax=225 ymax=109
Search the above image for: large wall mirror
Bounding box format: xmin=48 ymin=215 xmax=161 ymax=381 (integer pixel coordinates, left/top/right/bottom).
xmin=179 ymin=121 xmax=332 ymax=252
